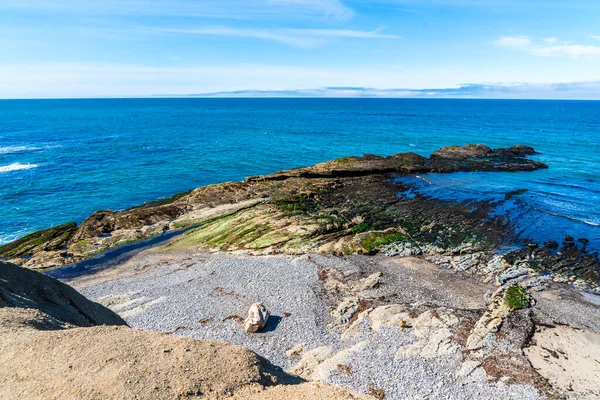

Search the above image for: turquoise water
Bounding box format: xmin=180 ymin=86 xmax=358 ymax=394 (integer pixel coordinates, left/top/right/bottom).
xmin=1 ymin=98 xmax=599 ymax=250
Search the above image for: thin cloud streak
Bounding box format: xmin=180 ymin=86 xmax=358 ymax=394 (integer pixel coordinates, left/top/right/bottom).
xmin=268 ymin=0 xmax=354 ymax=20
xmin=1 ymin=63 xmax=599 ymax=99
xmin=0 ymin=0 xmax=354 ymax=20
xmin=494 ymin=36 xmax=531 ymax=49
xmin=495 ymin=36 xmax=600 ymax=57
xmin=158 ymin=26 xmax=400 ymax=47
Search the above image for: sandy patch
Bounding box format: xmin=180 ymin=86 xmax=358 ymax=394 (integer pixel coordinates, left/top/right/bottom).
xmin=525 ymin=325 xmax=600 ymax=399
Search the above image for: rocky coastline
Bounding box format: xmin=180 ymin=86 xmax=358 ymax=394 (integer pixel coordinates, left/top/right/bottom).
xmin=2 ymin=143 xmax=600 ymax=399
xmin=1 ymin=143 xmax=598 ymax=294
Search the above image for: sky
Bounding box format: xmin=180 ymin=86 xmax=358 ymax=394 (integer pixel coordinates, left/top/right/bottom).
xmin=1 ymin=0 xmax=600 ymax=99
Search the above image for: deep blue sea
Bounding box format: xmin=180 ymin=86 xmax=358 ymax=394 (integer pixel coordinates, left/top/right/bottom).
xmin=1 ymin=99 xmax=599 ymax=252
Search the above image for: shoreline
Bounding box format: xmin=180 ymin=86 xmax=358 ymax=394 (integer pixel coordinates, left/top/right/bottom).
xmin=2 ymin=143 xmax=600 ymax=399
xmin=2 ymin=143 xmax=599 ymax=294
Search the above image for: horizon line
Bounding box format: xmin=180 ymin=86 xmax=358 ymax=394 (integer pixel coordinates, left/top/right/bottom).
xmin=1 ymin=96 xmax=599 ymax=101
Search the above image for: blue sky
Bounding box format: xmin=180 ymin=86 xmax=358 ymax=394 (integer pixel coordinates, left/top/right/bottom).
xmin=1 ymin=0 xmax=600 ymax=98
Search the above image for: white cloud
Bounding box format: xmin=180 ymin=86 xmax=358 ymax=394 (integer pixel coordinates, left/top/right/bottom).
xmin=196 ymin=81 xmax=600 ymax=99
xmin=0 ymin=0 xmax=354 ymax=20
xmin=0 ymin=63 xmax=461 ymax=98
xmin=267 ymin=0 xmax=354 ymax=20
xmin=1 ymin=62 xmax=599 ymax=99
xmin=157 ymin=26 xmax=400 ymax=47
xmin=530 ymin=44 xmax=600 ymax=57
xmin=493 ymin=36 xmax=532 ymax=49
xmin=494 ymin=36 xmax=600 ymax=57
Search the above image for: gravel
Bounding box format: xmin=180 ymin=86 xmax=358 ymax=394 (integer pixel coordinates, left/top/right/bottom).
xmin=76 ymin=251 xmax=543 ymax=400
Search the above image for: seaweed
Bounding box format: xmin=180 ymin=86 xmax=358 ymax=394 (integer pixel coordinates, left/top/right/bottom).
xmin=362 ymin=231 xmax=406 ymax=253
xmin=504 ymin=286 xmax=530 ymax=310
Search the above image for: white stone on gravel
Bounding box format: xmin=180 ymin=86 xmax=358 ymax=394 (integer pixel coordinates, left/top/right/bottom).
xmin=76 ymin=252 xmax=543 ymax=400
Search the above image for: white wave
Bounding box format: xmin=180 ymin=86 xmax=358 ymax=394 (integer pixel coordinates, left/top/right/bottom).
xmin=534 ymin=207 xmax=600 ymax=227
xmin=0 ymin=145 xmax=40 ymax=154
xmin=0 ymin=144 xmax=62 ymax=154
xmin=0 ymin=162 xmax=38 ymax=173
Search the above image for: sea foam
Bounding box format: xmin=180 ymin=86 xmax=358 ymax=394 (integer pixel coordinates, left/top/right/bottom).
xmin=0 ymin=145 xmax=40 ymax=154
xmin=0 ymin=163 xmax=38 ymax=173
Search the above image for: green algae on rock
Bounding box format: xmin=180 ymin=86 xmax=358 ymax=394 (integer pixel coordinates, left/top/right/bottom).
xmin=504 ymin=285 xmax=531 ymax=311
xmin=0 ymin=222 xmax=77 ymax=260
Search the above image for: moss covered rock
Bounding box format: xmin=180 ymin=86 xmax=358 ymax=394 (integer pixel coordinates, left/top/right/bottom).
xmin=504 ymin=285 xmax=531 ymax=311
xmin=0 ymin=222 xmax=77 ymax=259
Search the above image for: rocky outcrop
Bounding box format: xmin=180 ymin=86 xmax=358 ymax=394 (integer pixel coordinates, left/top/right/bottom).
xmin=247 ymin=143 xmax=546 ymax=182
xmin=9 ymin=144 xmax=596 ymax=295
xmin=5 ymin=142 xmax=597 ymax=296
xmin=0 ymin=261 xmax=126 ymax=328
xmin=0 ymin=222 xmax=76 ymax=259
xmin=0 ymin=143 xmax=550 ymax=271
xmin=72 ymin=204 xmax=185 ymax=242
xmin=431 ymin=144 xmax=493 ymax=160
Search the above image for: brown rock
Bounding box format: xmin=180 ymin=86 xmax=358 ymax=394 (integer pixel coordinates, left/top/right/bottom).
xmin=0 ymin=261 xmax=126 ymax=328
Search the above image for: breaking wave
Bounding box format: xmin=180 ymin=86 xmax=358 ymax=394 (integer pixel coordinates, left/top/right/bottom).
xmin=0 ymin=163 xmax=38 ymax=173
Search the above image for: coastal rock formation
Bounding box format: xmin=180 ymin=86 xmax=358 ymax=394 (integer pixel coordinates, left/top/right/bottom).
xmin=4 ymin=143 xmax=600 ymax=399
xmin=0 ymin=222 xmax=77 ymax=270
xmin=431 ymin=143 xmax=493 ymax=160
xmin=0 ymin=143 xmax=548 ymax=270
xmin=2 ymin=143 xmax=598 ymax=295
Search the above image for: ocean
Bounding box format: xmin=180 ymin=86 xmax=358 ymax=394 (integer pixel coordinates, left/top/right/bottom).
xmin=1 ymin=98 xmax=599 ymax=252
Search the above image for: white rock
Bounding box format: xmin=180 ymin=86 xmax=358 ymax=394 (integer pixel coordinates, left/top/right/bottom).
xmin=352 ymin=272 xmax=383 ymax=293
xmin=287 ymin=346 xmax=333 ymax=379
xmin=368 ymin=304 xmax=411 ymax=331
xmin=394 ymin=309 xmax=459 ymax=360
xmin=243 ymin=302 xmax=270 ymax=333
xmin=330 ymin=296 xmax=360 ymax=326
xmin=311 ymin=341 xmax=369 ymax=381
xmin=465 ymin=291 xmax=510 ymax=350
xmin=496 ymin=267 xmax=531 ymax=286
xmin=286 ymin=343 xmax=305 ymax=358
